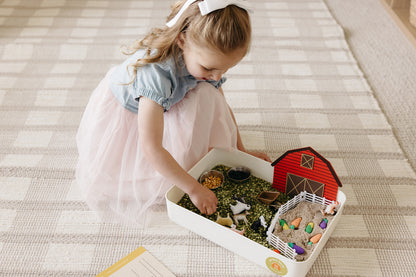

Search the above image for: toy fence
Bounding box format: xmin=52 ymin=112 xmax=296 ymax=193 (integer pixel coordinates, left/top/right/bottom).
xmin=266 ymin=191 xmax=334 ymax=260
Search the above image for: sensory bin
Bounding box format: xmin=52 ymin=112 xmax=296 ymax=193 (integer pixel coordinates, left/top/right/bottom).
xmin=166 ymin=148 xmax=346 ymax=276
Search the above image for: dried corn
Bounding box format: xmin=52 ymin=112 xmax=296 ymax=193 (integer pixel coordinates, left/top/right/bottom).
xmin=202 ymin=176 xmax=222 ymax=189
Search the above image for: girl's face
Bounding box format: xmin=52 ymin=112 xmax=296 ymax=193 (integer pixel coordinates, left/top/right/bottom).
xmin=177 ymin=33 xmax=247 ymax=82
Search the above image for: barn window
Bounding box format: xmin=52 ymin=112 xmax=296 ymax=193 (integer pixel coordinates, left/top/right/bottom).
xmin=301 ymin=154 xmax=314 ymax=169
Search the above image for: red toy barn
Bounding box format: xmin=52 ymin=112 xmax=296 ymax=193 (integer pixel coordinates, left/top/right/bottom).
xmin=271 ymin=147 xmax=342 ymax=201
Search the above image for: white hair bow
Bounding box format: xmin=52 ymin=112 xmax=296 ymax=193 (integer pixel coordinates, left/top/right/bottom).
xmin=166 ymin=0 xmax=252 ymax=27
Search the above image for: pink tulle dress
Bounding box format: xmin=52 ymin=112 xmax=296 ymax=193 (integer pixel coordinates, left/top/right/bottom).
xmin=75 ymin=67 xmax=238 ymax=224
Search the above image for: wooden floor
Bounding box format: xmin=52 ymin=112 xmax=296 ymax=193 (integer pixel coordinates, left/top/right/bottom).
xmin=380 ymin=0 xmax=416 ymax=48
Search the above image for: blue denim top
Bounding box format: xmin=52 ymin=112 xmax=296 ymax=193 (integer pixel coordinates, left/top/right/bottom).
xmin=109 ymin=50 xmax=226 ymax=113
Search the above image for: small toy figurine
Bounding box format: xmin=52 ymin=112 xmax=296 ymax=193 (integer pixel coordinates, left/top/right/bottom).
xmin=251 ymin=215 xmax=268 ymax=233
xmin=319 ymin=218 xmax=328 ymax=229
xmin=305 ymin=222 xmax=314 ymax=234
xmin=233 ymin=210 xmax=250 ymax=225
xmin=215 ymin=213 xmax=234 ymax=227
xmin=230 ymin=199 xmax=251 ymax=215
xmin=230 ymin=226 xmax=245 ymax=236
xmin=259 ymin=215 xmax=268 ymax=228
xmin=232 ymin=195 xmax=246 ymax=204
xmin=279 ymin=219 xmax=289 ymax=230
xmin=308 ymin=233 xmax=322 ymax=245
xmin=321 ymin=201 xmax=339 ymax=216
xmin=288 ymin=243 xmax=304 ymax=254
xmin=290 ymin=217 xmax=302 ymax=229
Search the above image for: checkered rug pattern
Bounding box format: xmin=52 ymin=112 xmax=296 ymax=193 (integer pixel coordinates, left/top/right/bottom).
xmin=1 ymin=0 xmax=416 ymax=276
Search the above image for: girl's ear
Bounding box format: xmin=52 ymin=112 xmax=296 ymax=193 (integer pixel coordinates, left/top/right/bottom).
xmin=177 ymin=32 xmax=186 ymax=50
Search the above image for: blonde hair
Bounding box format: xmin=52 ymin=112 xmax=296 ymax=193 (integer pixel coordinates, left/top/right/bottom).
xmin=123 ymin=0 xmax=251 ymax=76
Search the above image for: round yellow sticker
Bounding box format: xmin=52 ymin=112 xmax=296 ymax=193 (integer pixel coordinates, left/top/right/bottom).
xmin=265 ymin=257 xmax=288 ymax=275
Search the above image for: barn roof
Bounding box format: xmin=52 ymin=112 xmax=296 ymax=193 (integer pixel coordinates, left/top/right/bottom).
xmin=271 ymin=146 xmax=342 ymax=187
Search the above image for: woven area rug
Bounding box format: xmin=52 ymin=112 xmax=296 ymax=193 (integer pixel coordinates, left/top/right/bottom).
xmin=1 ymin=0 xmax=416 ymax=276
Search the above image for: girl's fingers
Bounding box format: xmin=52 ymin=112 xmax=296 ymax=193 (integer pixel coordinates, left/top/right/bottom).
xmin=202 ymin=205 xmax=217 ymax=215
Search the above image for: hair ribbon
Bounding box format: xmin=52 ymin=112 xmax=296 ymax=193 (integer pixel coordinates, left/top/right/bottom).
xmin=166 ymin=0 xmax=252 ymax=27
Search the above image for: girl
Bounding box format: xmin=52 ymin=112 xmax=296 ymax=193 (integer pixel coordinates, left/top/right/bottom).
xmin=76 ymin=0 xmax=271 ymax=224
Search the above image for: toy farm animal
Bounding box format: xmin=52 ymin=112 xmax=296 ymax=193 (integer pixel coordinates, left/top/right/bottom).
xmin=215 ymin=213 xmax=234 ymax=227
xmin=233 ymin=210 xmax=250 ymax=225
xmin=230 ymin=226 xmax=245 ymax=236
xmin=232 ymin=195 xmax=246 ymax=203
xmin=230 ymin=200 xmax=251 ymax=215
xmin=251 ymin=215 xmax=268 ymax=233
xmin=321 ymin=201 xmax=339 ymax=216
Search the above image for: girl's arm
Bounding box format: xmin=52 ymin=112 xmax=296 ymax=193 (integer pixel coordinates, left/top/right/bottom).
xmin=138 ymin=96 xmax=218 ymax=215
xmin=219 ymin=88 xmax=272 ymax=162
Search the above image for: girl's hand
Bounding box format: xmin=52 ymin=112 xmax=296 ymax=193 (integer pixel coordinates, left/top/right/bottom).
xmin=188 ymin=185 xmax=218 ymax=215
xmin=245 ymin=150 xmax=272 ymax=162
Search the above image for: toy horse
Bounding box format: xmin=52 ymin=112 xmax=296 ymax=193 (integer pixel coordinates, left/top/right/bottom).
xmin=233 ymin=210 xmax=250 ymax=225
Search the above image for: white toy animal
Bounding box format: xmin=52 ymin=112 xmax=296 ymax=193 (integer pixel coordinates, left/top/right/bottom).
xmin=230 ymin=200 xmax=251 ymax=215
xmin=321 ymin=201 xmax=339 ymax=216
